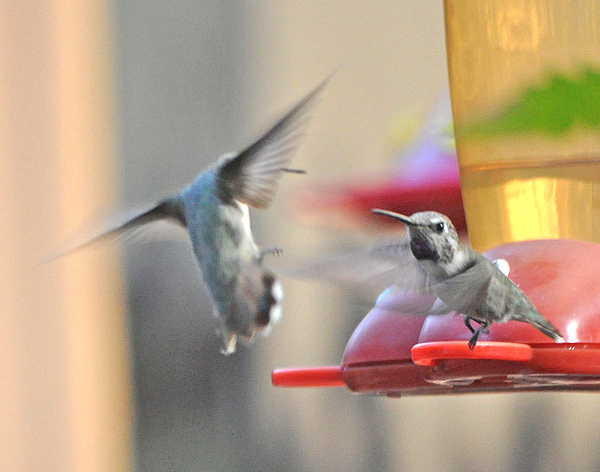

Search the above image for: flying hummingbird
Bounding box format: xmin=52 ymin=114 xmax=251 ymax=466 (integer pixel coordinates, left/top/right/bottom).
xmin=371 ymin=209 xmax=565 ymax=348
xmin=48 ymin=77 xmax=330 ymax=355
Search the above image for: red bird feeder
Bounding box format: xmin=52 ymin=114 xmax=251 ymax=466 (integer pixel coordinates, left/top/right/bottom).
xmin=272 ymin=239 xmax=600 ymax=396
xmin=297 ymin=162 xmax=466 ymax=233
xmin=293 ymin=95 xmax=467 ymax=233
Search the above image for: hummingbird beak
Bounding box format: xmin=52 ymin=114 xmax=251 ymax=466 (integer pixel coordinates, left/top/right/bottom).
xmin=371 ymin=209 xmax=415 ymax=226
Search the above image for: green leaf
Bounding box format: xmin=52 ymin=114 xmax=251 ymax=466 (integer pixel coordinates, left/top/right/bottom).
xmin=459 ymin=68 xmax=600 ymax=139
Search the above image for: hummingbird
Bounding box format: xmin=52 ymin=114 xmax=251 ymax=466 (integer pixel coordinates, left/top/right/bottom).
xmin=48 ymin=76 xmax=331 ymax=355
xmin=371 ymin=209 xmax=565 ymax=349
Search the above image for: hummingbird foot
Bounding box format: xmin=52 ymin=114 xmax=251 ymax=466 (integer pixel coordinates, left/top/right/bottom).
xmin=259 ymin=246 xmax=283 ymax=263
xmin=464 ymin=317 xmax=476 ymax=334
xmin=468 ymin=321 xmax=490 ymax=350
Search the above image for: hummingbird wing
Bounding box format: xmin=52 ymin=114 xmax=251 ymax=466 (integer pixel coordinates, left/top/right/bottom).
xmin=374 ymin=285 xmax=446 ymax=315
xmin=289 ymin=240 xmax=458 ymax=316
xmin=288 ymin=240 xmax=431 ymax=294
xmin=217 ymin=75 xmax=330 ymax=209
xmin=40 ymin=197 xmax=187 ymax=264
xmin=432 ymin=258 xmax=494 ymax=315
xmin=377 ymin=255 xmax=507 ymax=316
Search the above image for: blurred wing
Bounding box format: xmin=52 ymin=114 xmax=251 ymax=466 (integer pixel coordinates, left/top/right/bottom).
xmin=433 ymin=258 xmax=493 ymax=314
xmin=427 ymin=297 xmax=454 ymax=315
xmin=374 ymin=285 xmax=437 ymax=314
xmin=217 ymin=75 xmax=331 ymax=208
xmin=40 ymin=198 xmax=187 ymax=264
xmin=373 ymin=284 xmax=454 ymax=316
xmin=376 ymin=253 xmax=498 ymax=316
xmin=288 ymin=240 xmax=431 ymax=294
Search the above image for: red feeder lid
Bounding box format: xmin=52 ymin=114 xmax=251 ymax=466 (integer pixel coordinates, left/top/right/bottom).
xmin=411 ymin=341 xmax=533 ymax=367
xmin=295 ymin=172 xmax=465 ymax=233
xmin=293 ymin=142 xmax=466 ymax=233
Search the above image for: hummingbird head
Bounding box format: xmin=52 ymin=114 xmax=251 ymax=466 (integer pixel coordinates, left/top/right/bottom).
xmin=372 ymin=209 xmax=459 ymax=264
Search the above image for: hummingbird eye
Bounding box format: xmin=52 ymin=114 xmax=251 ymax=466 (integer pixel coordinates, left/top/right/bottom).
xmin=433 ymin=222 xmax=445 ymax=233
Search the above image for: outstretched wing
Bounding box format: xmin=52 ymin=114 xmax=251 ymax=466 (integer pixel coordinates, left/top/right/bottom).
xmin=372 ymin=284 xmax=451 ymax=315
xmin=376 ymin=253 xmax=510 ymax=316
xmin=288 ymin=239 xmax=431 ymax=294
xmin=41 ymin=197 xmax=187 ymax=264
xmin=217 ymin=75 xmax=331 ymax=208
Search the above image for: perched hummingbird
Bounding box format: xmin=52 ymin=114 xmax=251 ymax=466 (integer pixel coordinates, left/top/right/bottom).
xmin=48 ymin=77 xmax=330 ymax=355
xmin=371 ymin=209 xmax=565 ymax=348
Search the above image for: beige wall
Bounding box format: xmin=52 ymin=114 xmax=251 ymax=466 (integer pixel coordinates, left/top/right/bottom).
xmin=0 ymin=1 xmax=132 ymax=471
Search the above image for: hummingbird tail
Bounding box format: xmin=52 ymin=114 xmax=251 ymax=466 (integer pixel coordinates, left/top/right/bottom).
xmin=40 ymin=196 xmax=186 ymax=264
xmin=527 ymin=312 xmax=565 ymax=342
xmin=255 ymin=272 xmax=284 ymax=330
xmin=214 ymin=268 xmax=283 ymax=355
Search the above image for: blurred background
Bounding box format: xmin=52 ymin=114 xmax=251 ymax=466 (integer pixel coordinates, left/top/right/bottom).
xmin=5 ymin=1 xmax=600 ymax=471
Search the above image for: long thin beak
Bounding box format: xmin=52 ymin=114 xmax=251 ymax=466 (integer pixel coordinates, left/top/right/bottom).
xmin=371 ymin=209 xmax=415 ymax=226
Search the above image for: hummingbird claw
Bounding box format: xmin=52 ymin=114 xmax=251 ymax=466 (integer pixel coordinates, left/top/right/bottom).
xmin=259 ymin=246 xmax=283 ymax=263
xmin=467 ymin=321 xmax=490 ymax=350
xmin=468 ymin=331 xmax=479 ymax=350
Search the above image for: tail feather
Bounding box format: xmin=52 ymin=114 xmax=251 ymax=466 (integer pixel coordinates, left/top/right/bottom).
xmin=527 ymin=311 xmax=565 ymax=342
xmin=40 ymin=197 xmax=186 ymax=264
xmin=215 ymin=268 xmax=283 ymax=355
xmin=255 ymin=272 xmax=283 ymax=332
